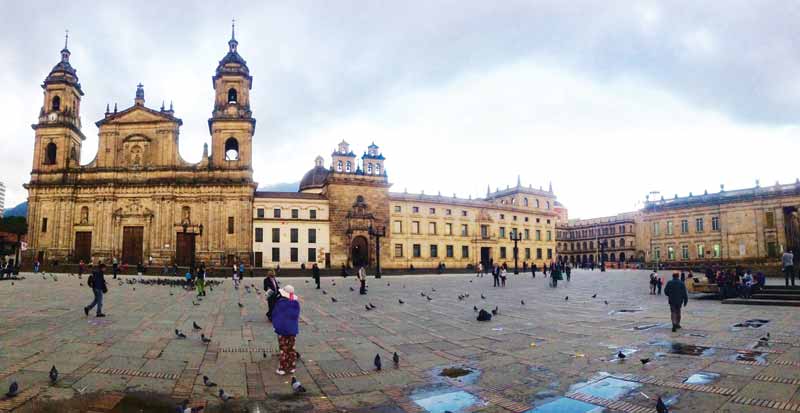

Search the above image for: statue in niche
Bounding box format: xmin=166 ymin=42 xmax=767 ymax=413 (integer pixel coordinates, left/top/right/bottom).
xmin=130 ymin=145 xmax=142 ymax=167
xmin=182 ymin=206 xmax=191 ymax=225
xmin=80 ymin=206 xmax=89 ymax=224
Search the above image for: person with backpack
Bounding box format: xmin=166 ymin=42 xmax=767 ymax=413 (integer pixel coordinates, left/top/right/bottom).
xmin=84 ymin=263 xmax=107 ymax=317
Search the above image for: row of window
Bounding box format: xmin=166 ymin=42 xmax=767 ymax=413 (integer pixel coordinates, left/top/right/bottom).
xmin=392 ymin=221 xmax=553 ymax=241
xmin=559 ymin=238 xmax=627 ymax=251
xmin=652 ymin=216 xmax=719 ymax=236
xmin=254 ymin=228 xmax=317 ymax=243
xmin=398 ymin=205 xmax=470 ymax=216
xmin=498 ymin=197 xmax=550 ymax=209
xmin=335 ymin=160 xmax=382 ymax=175
xmin=653 ymin=243 xmax=721 ymax=260
xmin=394 ymin=244 xmax=553 ymax=260
xmin=258 ymin=247 xmax=317 ymax=263
xmin=256 ymin=208 xmax=318 ymax=220
xmin=559 ymin=224 xmax=632 ymax=240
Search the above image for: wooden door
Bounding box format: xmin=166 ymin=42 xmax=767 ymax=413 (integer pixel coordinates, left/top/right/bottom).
xmin=254 ymin=252 xmax=263 ymax=268
xmin=175 ymin=233 xmax=195 ymax=267
xmin=122 ymin=226 xmax=144 ymax=265
xmin=74 ymin=232 xmax=92 ymax=263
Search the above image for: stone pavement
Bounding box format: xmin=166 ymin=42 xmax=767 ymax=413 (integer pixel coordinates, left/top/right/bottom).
xmin=0 ymin=269 xmax=798 ymax=412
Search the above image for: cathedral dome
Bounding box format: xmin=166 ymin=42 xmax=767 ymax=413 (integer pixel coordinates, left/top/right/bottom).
xmin=299 ymin=165 xmax=330 ymax=192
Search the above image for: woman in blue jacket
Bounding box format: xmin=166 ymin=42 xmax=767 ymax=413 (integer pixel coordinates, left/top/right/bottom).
xmin=272 ymin=285 xmax=300 ymax=375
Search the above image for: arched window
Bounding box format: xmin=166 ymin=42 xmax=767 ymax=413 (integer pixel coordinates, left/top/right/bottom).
xmin=367 ymin=163 xmax=373 ymax=174
xmin=44 ymin=142 xmax=57 ymax=165
xmin=546 ymin=201 xmax=551 ymax=210
xmin=535 ymin=199 xmax=540 ymax=208
xmin=337 ymin=160 xmax=343 ymax=172
xmin=611 ymin=239 xmax=616 ymax=248
xmin=224 ymin=137 xmax=239 ymax=161
xmin=52 ymin=96 xmax=61 ymax=111
xmin=227 ymin=88 xmax=238 ymax=103
xmin=610 ymin=253 xmax=616 ymax=262
xmin=589 ymin=241 xmax=594 ymax=249
xmin=346 ymin=161 xmax=351 ymax=173
xmin=524 ymin=198 xmax=528 ymax=207
xmin=375 ymin=164 xmax=381 ymax=175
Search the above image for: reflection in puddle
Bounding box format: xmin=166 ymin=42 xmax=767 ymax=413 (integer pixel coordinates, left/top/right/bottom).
xmin=572 ymin=377 xmax=641 ymax=400
xmin=432 ymin=365 xmax=481 ymax=385
xmin=526 ymin=397 xmax=603 ymax=413
xmin=650 ymin=341 xmax=715 ymax=357
xmin=732 ymin=350 xmax=767 ymax=364
xmin=732 ymin=319 xmax=770 ymax=330
xmin=412 ymin=390 xmax=480 ymax=413
xmin=684 ymin=372 xmax=720 ymax=385
xmin=609 ymin=308 xmax=643 ymax=315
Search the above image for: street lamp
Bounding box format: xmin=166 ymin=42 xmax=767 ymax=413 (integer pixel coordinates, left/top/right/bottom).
xmin=368 ymin=225 xmax=386 ymax=278
xmin=599 ymin=239 xmax=608 ymax=272
xmin=510 ymin=231 xmax=523 ymax=274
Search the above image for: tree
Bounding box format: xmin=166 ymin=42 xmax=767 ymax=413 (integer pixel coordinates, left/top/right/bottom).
xmin=0 ymin=217 xmax=28 ymax=265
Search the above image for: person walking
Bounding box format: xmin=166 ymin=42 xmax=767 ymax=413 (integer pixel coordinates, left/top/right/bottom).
xmin=78 ymin=260 xmax=86 ymax=278
xmin=264 ymin=270 xmax=280 ymax=321
xmin=500 ymin=266 xmax=507 ymax=287
xmin=566 ymin=265 xmax=571 ymax=282
xmin=112 ymin=256 xmax=119 ymax=279
xmin=476 ymin=262 xmax=483 ymax=278
xmin=196 ymin=264 xmax=206 ymax=297
xmin=531 ymin=263 xmax=537 ymax=278
xmin=232 ymin=262 xmax=240 ymax=289
xmin=238 ymin=261 xmax=245 ymax=280
xmin=782 ymin=248 xmax=795 ymax=287
xmin=664 ymin=272 xmax=688 ymax=332
xmin=84 ymin=263 xmax=107 ymax=317
xmin=272 ymin=285 xmax=300 ymax=375
xmin=312 ymin=263 xmax=321 ymax=289
xmin=357 ymin=266 xmax=367 ymax=295
xmin=492 ymin=264 xmax=500 ymax=288
xmin=657 ymin=275 xmax=663 ymax=295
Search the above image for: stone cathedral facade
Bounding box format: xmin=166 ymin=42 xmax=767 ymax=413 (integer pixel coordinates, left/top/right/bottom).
xmin=25 ymin=32 xmax=562 ymax=270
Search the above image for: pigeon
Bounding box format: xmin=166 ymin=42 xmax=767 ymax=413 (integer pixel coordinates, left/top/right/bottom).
xmin=263 ymin=351 xmax=268 ymax=359
xmin=365 ymin=305 xmax=371 ymax=311
xmin=203 ymin=375 xmax=217 ymax=387
xmin=201 ymin=334 xmax=211 ymax=344
xmin=426 ymin=296 xmax=432 ymax=301
xmin=473 ymin=305 xmax=478 ymax=312
xmin=492 ymin=306 xmax=498 ymax=316
xmin=656 ymin=396 xmax=669 ymax=413
xmin=521 ymin=300 xmax=525 ymax=305
xmin=398 ymin=299 xmax=404 ymax=304
xmin=592 ymin=294 xmax=597 ymax=298
xmin=322 ymin=290 xmax=327 ymax=295
xmin=6 ymin=381 xmax=18 ymax=397
xmin=469 ymin=280 xmax=473 ymax=283
xmin=305 ymin=280 xmax=309 ymax=283
xmin=374 ymin=354 xmax=382 ymax=371
xmin=420 ymin=292 xmax=426 ymax=297
xmin=369 ymin=303 xmax=376 ymax=309
xmin=432 ymin=288 xmax=436 ymax=292
xmin=387 ymin=282 xmax=391 ymax=286
xmin=759 ymin=333 xmax=770 ymax=342
xmin=218 ymin=388 xmax=234 ymax=401
xmin=617 ymin=351 xmax=626 ymax=359
xmin=237 ymin=302 xmax=243 ymax=308
xmin=193 ymin=321 xmax=202 ymax=330
xmin=640 ymin=358 xmax=651 ymax=365
xmin=604 ymin=300 xmax=609 ymax=305
xmin=565 ymin=296 xmax=569 ymax=301
xmin=192 ymin=301 xmax=199 ymax=306
xmin=291 ymin=376 xmax=306 ymax=393
xmin=178 ymin=399 xmax=204 ymax=413
xmin=350 ymin=287 xmax=355 ymax=292
xmin=393 ymin=352 xmax=400 ymax=366
xmin=49 ymin=365 xmax=58 ymax=384
xmin=481 ymin=294 xmax=486 ymax=299
xmin=175 ymin=329 xmax=187 ymax=339
xmin=331 ymin=297 xmax=338 ymax=303
xmin=169 ymin=291 xmax=173 ymax=296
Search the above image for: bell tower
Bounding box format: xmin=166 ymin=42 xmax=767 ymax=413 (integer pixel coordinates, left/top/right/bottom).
xmin=208 ymin=21 xmax=255 ymax=173
xmin=31 ymin=32 xmax=85 ymax=174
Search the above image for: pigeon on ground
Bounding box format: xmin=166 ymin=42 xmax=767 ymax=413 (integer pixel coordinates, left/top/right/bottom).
xmin=331 ymin=297 xmax=338 ymax=303
xmin=374 ymin=354 xmax=382 ymax=371
xmin=263 ymin=351 xmax=268 ymax=359
xmin=49 ymin=365 xmax=58 ymax=384
xmin=291 ymin=376 xmax=306 ymax=393
xmin=238 ymin=302 xmax=243 ymax=308
xmin=369 ymin=303 xmax=376 ymax=309
xmin=201 ymin=334 xmax=211 ymax=344
xmin=521 ymin=300 xmax=525 ymax=305
xmin=759 ymin=333 xmax=770 ymax=342
xmin=481 ymin=294 xmax=486 ymax=299
xmin=6 ymin=381 xmax=18 ymax=397
xmin=322 ymin=290 xmax=327 ymax=295
xmin=565 ymin=296 xmax=569 ymax=301
xmin=492 ymin=306 xmax=498 ymax=316
xmin=387 ymin=282 xmax=390 ymax=286
xmin=203 ymin=375 xmax=217 ymax=387
xmin=218 ymin=388 xmax=233 ymax=401
xmin=398 ymin=299 xmax=404 ymax=304
xmin=656 ymin=396 xmax=669 ymax=413
xmin=592 ymin=294 xmax=597 ymax=298
xmin=617 ymin=351 xmax=626 ymax=359
xmin=473 ymin=305 xmax=478 ymax=312
xmin=640 ymin=358 xmax=651 ymax=365
xmin=365 ymin=305 xmax=371 ymax=311
xmin=604 ymin=300 xmax=609 ymax=305
xmin=432 ymin=288 xmax=436 ymax=292
xmin=305 ymin=280 xmax=309 ymax=284
xmin=192 ymin=301 xmax=199 ymax=306
xmin=193 ymin=321 xmax=202 ymax=330
xmin=350 ymin=287 xmax=355 ymax=292
xmin=420 ymin=292 xmax=426 ymax=297
xmin=178 ymin=399 xmax=204 ymax=413
xmin=393 ymin=352 xmax=400 ymax=366
xmin=175 ymin=329 xmax=187 ymax=339
xmin=469 ymin=280 xmax=473 ymax=283
xmin=426 ymin=296 xmax=432 ymax=301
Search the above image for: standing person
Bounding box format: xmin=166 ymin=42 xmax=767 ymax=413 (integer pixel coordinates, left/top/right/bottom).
xmin=238 ymin=261 xmax=245 ymax=280
xmin=664 ymin=272 xmax=688 ymax=332
xmin=649 ymin=273 xmax=656 ymax=295
xmin=357 ymin=266 xmax=367 ymax=295
xmin=532 ymin=263 xmax=537 ymax=278
xmin=112 ymin=256 xmax=119 ymax=279
xmin=782 ymin=248 xmax=795 ymax=287
xmin=83 ymin=263 xmax=107 ymax=317
xmin=232 ymin=262 xmax=240 ymax=289
xmin=312 ymin=263 xmax=321 ymax=289
xmin=657 ymin=275 xmax=663 ymax=295
xmin=264 ymin=270 xmax=280 ymax=321
xmin=500 ymin=265 xmax=507 ymax=287
xmin=272 ymin=285 xmax=300 ymax=375
xmin=196 ymin=264 xmax=206 ymax=297
xmin=492 ymin=264 xmax=500 ymax=288
xmin=551 ymin=265 xmax=561 ymax=288
xmin=78 ymin=260 xmax=86 ymax=277
xmin=566 ymin=265 xmax=571 ymax=282
xmin=33 ymin=259 xmax=40 ymax=274
xmin=542 ymin=263 xmax=547 ymax=277
xmin=476 ymin=262 xmax=483 ymax=278
xmin=148 ymin=255 xmax=153 ymax=267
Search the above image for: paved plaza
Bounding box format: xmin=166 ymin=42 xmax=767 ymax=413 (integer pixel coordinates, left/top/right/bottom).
xmin=0 ymin=269 xmax=798 ymax=412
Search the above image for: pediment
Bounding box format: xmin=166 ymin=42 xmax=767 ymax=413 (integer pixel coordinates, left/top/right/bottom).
xmin=95 ymin=105 xmax=183 ymax=127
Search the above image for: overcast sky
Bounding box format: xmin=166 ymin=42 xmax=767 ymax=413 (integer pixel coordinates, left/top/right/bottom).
xmin=2 ymin=1 xmax=800 ymax=218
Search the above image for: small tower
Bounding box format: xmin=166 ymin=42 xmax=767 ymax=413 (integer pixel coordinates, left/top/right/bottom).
xmin=331 ymin=140 xmax=356 ymax=173
xmin=134 ymin=83 xmax=145 ymax=106
xmin=208 ymin=20 xmax=255 ymax=170
xmin=362 ymin=142 xmax=386 ymax=176
xmin=32 ymin=32 xmax=86 ymax=172
xmin=314 ymin=155 xmax=324 ymax=168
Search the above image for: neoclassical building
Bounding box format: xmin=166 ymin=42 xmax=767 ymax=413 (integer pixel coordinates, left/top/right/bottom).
xmin=556 ymin=212 xmax=640 ymax=267
xmin=25 ymin=32 xmax=561 ymax=270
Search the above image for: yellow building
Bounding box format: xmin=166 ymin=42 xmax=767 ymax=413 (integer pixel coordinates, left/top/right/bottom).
xmin=25 ymin=31 xmax=255 ymax=267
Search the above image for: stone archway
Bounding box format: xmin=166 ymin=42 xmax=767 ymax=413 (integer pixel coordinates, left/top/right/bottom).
xmin=351 ymin=236 xmax=369 ymax=268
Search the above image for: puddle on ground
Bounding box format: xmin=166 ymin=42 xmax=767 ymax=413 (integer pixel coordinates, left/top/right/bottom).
xmin=732 ymin=350 xmax=767 ymax=364
xmin=525 ymin=397 xmax=603 ymax=413
xmin=609 ymin=308 xmax=643 ymax=315
xmin=632 ymin=323 xmax=669 ymax=331
xmin=608 ymin=348 xmax=638 ymax=362
xmin=432 ymin=365 xmax=481 ymax=385
xmin=684 ymin=372 xmax=720 ymax=385
xmin=572 ymin=377 xmax=641 ymax=400
xmin=732 ymin=319 xmax=770 ymax=330
xmin=650 ymin=341 xmax=716 ymax=357
xmin=411 ymin=389 xmax=481 ymax=413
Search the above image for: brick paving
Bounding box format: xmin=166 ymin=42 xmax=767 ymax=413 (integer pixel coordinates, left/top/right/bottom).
xmin=0 ymin=269 xmax=798 ymax=412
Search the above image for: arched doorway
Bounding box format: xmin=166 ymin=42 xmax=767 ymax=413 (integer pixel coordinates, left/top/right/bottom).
xmin=351 ymin=236 xmax=369 ymax=268
xmin=619 ymin=252 xmax=626 ymax=262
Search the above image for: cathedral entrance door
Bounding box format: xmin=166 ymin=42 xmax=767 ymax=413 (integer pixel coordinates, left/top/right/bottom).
xmin=351 ymin=236 xmax=369 ymax=268
xmin=175 ymin=233 xmax=196 ymax=268
xmin=122 ymin=226 xmax=144 ymax=265
xmin=74 ymin=232 xmax=92 ymax=263
xmin=480 ymin=247 xmax=491 ymax=268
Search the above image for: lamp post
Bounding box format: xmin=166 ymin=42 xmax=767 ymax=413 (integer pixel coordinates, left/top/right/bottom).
xmin=510 ymin=231 xmax=523 ymax=274
xmin=368 ymin=225 xmax=386 ymax=278
xmin=599 ymin=239 xmax=608 ymax=272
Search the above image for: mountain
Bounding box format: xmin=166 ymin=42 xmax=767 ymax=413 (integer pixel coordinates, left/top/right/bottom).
xmin=4 ymin=201 xmax=27 ymax=217
xmin=257 ymin=182 xmax=299 ymax=192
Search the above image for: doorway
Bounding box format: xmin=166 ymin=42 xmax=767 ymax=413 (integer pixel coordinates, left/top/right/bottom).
xmin=175 ymin=232 xmax=196 ymax=267
xmin=74 ymin=232 xmax=92 ymax=263
xmin=351 ymin=236 xmax=369 ymax=268
xmin=122 ymin=226 xmax=144 ymax=265
xmin=480 ymin=247 xmax=491 ymax=268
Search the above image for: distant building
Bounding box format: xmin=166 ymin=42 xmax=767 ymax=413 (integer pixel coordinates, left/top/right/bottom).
xmin=0 ymin=181 xmax=5 ymax=217
xmin=556 ymin=212 xmax=640 ymax=267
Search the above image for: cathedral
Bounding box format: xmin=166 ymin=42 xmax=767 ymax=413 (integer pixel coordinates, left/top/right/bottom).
xmin=25 ymin=30 xmax=562 ymax=271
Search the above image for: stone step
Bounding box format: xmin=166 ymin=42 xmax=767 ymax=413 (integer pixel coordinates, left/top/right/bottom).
xmin=751 ymin=294 xmax=800 ymax=300
xmin=722 ymin=298 xmax=800 ymax=307
xmin=756 ymin=289 xmax=800 ymax=295
xmin=763 ymin=285 xmax=800 ymax=291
